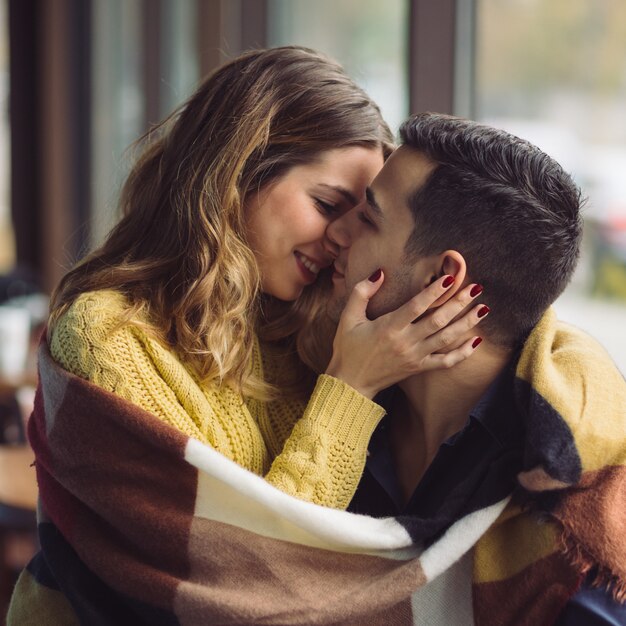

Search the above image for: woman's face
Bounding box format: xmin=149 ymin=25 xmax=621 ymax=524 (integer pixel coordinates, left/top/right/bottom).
xmin=245 ymin=146 xmax=384 ymax=301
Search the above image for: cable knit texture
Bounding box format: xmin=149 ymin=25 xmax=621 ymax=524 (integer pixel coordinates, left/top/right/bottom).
xmin=49 ymin=290 xmax=385 ymax=508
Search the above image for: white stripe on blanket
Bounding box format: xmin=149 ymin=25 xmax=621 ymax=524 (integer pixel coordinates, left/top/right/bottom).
xmin=419 ymin=496 xmax=510 ymax=580
xmin=186 ymin=437 xmax=509 ymax=569
xmin=186 ymin=437 xmax=416 ymax=554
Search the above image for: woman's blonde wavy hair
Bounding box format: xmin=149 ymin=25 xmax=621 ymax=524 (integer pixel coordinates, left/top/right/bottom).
xmin=48 ymin=46 xmax=393 ymax=398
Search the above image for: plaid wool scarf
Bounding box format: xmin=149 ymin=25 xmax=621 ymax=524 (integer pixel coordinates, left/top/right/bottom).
xmin=8 ymin=309 xmax=626 ymax=625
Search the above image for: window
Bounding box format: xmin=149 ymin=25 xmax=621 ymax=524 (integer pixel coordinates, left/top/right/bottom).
xmin=268 ymin=0 xmax=409 ymax=134
xmin=90 ymin=0 xmax=200 ymax=246
xmin=476 ymin=0 xmax=626 ymax=372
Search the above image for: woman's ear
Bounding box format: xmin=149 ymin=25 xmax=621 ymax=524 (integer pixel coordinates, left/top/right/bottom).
xmin=428 ymin=250 xmax=467 ymax=308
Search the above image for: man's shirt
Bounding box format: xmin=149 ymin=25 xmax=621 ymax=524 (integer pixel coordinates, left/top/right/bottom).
xmin=348 ymin=364 xmax=626 ymax=625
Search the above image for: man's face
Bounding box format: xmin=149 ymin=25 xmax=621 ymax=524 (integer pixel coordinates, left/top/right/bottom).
xmin=326 ymin=146 xmax=438 ymax=320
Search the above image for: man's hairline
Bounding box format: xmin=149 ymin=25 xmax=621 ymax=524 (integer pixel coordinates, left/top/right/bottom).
xmin=396 ymin=143 xmax=442 ymax=262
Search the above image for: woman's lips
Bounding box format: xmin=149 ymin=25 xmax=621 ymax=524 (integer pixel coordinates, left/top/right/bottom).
xmin=294 ymin=252 xmax=319 ymax=283
xmin=295 ymin=251 xmax=321 ymax=274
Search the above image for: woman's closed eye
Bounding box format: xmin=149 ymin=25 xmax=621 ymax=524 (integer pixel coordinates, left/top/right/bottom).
xmin=315 ymin=198 xmax=340 ymax=215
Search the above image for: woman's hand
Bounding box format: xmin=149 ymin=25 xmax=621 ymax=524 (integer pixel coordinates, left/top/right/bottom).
xmin=324 ymin=273 xmax=488 ymax=399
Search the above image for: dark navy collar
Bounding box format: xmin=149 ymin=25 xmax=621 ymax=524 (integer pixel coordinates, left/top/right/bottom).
xmin=465 ymin=357 xmax=520 ymax=447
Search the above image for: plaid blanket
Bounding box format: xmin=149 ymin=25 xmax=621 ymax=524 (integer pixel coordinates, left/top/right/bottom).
xmin=9 ymin=309 xmax=626 ymax=625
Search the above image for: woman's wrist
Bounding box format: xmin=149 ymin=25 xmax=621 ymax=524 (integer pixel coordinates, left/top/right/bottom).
xmin=324 ymin=362 xmax=378 ymax=399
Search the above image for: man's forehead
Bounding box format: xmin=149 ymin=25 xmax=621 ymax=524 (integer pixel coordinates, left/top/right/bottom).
xmin=370 ymin=146 xmax=437 ymax=216
xmin=378 ymin=146 xmax=436 ymax=189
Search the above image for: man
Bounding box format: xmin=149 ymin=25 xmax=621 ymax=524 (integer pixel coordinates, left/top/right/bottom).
xmin=326 ymin=113 xmax=626 ymax=624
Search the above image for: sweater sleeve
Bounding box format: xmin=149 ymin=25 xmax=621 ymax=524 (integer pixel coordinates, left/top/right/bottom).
xmin=264 ymin=374 xmax=385 ymax=509
xmin=49 ymin=292 xmax=209 ymax=442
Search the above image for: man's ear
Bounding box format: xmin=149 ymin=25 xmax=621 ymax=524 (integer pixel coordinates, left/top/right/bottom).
xmin=427 ymin=250 xmax=467 ymax=308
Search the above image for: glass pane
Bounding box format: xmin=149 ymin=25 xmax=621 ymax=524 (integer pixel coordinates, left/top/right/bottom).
xmin=476 ymin=0 xmax=626 ymax=373
xmin=0 ymin=0 xmax=14 ymax=271
xmin=90 ymin=0 xmax=200 ymax=248
xmin=90 ymin=0 xmax=145 ymax=247
xmin=268 ymin=0 xmax=408 ymax=135
xmin=160 ymin=0 xmax=199 ymax=114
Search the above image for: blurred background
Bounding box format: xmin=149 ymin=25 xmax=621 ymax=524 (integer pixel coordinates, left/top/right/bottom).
xmin=0 ymin=0 xmax=625 ymax=618
xmin=1 ymin=0 xmax=625 ymax=373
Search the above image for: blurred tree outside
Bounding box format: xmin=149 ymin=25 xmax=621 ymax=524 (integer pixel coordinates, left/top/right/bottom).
xmin=479 ymin=0 xmax=626 ymax=101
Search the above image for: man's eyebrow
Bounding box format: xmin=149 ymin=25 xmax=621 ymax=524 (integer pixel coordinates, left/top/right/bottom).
xmin=318 ymin=184 xmax=358 ymax=206
xmin=365 ymin=187 xmax=384 ymax=219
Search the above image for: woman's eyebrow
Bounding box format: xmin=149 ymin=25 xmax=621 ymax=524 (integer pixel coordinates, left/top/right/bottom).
xmin=317 ymin=184 xmax=358 ymax=206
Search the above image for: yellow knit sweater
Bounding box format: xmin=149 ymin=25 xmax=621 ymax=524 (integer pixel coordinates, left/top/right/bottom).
xmin=49 ymin=290 xmax=385 ymax=509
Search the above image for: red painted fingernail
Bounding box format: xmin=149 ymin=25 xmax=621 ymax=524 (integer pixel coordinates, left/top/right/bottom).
xmin=470 ymin=284 xmax=483 ymax=297
xmin=472 ymin=337 xmax=483 ymax=349
xmin=368 ymin=268 xmax=382 ymax=282
xmin=477 ymin=305 xmax=490 ymax=318
xmin=442 ymin=275 xmax=455 ymax=288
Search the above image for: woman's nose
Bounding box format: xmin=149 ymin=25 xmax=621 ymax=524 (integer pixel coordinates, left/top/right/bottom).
xmin=326 ymin=213 xmax=351 ymax=251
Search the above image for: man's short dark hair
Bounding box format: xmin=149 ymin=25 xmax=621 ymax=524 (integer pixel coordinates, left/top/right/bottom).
xmin=400 ymin=112 xmax=584 ymax=347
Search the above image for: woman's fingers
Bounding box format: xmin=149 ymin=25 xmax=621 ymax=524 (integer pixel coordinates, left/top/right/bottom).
xmin=339 ymin=269 xmax=385 ymax=324
xmin=418 ymin=302 xmax=489 ymax=354
xmin=421 ymin=283 xmax=483 ymax=332
xmin=388 ymin=275 xmax=458 ymax=328
xmin=419 ymin=335 xmax=483 ymax=371
xmin=389 ymin=279 xmax=484 ymax=334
